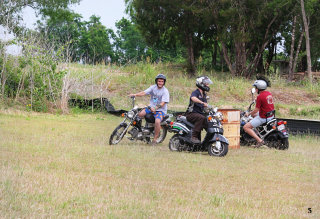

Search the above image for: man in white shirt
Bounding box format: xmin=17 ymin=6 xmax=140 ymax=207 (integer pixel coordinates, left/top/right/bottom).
xmin=129 ymin=74 xmax=170 ymax=145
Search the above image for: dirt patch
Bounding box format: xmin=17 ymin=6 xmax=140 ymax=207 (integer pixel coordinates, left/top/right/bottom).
xmin=270 ymin=88 xmax=319 ymax=105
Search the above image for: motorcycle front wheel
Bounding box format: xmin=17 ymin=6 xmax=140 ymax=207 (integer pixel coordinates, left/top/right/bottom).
xmin=169 ymin=134 xmax=182 ymax=151
xmin=208 ymin=141 xmax=228 ymax=157
xmin=109 ymin=123 xmax=128 ymax=145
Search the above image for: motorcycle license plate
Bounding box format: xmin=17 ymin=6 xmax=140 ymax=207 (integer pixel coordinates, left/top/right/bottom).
xmin=278 ymin=124 xmax=285 ymax=131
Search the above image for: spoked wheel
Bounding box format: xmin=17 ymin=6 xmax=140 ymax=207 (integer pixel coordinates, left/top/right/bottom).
xmin=208 ymin=141 xmax=228 ymax=157
xmin=109 ymin=123 xmax=128 ymax=145
xmin=146 ymin=127 xmax=168 ymax=144
xmin=169 ymin=134 xmax=182 ymax=151
xmin=156 ymin=127 xmax=167 ymax=143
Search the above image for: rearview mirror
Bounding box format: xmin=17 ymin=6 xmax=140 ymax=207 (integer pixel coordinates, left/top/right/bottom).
xmin=251 ymin=88 xmax=256 ymax=94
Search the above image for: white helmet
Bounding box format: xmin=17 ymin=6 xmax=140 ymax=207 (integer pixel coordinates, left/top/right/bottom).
xmin=253 ymin=80 xmax=267 ymax=90
xmin=196 ymin=76 xmax=213 ymax=92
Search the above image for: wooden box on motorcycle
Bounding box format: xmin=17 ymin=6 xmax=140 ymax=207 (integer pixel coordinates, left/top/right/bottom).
xmin=218 ymin=109 xmax=240 ymax=149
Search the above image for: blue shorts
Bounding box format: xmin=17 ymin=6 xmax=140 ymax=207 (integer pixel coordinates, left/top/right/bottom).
xmin=145 ymin=108 xmax=165 ymax=121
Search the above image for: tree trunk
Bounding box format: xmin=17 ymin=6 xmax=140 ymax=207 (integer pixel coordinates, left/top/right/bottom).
xmin=245 ymin=15 xmax=278 ymax=78
xmin=185 ymin=32 xmax=196 ymax=75
xmin=212 ymin=40 xmax=218 ymax=67
xmin=292 ymin=31 xmax=304 ymax=76
xmin=257 ymin=55 xmax=265 ymax=74
xmin=288 ymin=16 xmax=297 ymax=81
xmin=220 ymin=45 xmax=224 ymax=72
xmin=221 ymin=42 xmax=236 ymax=76
xmin=265 ymin=40 xmax=275 ymax=73
xmin=300 ymin=0 xmax=312 ymax=82
xmin=235 ymin=41 xmax=247 ymax=76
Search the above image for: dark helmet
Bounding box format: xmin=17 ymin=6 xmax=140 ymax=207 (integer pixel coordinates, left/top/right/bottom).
xmin=196 ymin=76 xmax=213 ymax=92
xmin=155 ymin=74 xmax=166 ymax=85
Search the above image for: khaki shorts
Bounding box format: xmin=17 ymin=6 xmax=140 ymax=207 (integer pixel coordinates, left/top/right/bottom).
xmin=250 ymin=115 xmax=274 ymax=128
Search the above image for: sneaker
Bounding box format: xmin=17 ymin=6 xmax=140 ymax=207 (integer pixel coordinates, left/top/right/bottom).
xmin=151 ymin=140 xmax=158 ymax=146
xmin=191 ymin=137 xmax=201 ymax=144
xmin=254 ymin=140 xmax=265 ymax=148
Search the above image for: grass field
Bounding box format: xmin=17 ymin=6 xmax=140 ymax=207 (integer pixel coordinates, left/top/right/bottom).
xmin=1 ymin=111 xmax=319 ymax=218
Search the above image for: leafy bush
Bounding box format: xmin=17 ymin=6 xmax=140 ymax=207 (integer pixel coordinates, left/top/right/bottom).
xmin=0 ymin=34 xmax=65 ymax=112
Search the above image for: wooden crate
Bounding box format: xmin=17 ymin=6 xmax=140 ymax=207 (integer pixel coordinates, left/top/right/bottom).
xmin=226 ymin=136 xmax=240 ymax=149
xmin=218 ymin=109 xmax=240 ymax=149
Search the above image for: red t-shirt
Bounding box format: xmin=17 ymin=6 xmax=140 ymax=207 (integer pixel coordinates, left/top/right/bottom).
xmin=256 ymin=91 xmax=274 ymax=118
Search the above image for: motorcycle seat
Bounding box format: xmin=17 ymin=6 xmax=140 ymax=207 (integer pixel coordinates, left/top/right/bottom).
xmin=163 ymin=114 xmax=169 ymax=121
xmin=261 ymin=118 xmax=277 ymax=127
xmin=177 ymin=116 xmax=195 ymax=128
xmin=146 ymin=114 xmax=170 ymax=123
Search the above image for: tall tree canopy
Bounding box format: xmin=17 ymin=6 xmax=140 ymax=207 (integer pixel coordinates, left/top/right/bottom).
xmin=37 ymin=8 xmax=83 ymax=62
xmin=211 ymin=0 xmax=296 ymax=77
xmin=126 ymin=0 xmax=319 ymax=77
xmin=78 ymin=15 xmax=114 ymax=64
xmin=0 ymin=0 xmax=80 ymax=33
xmin=126 ymin=0 xmax=212 ymax=75
xmin=114 ymin=18 xmax=148 ymax=64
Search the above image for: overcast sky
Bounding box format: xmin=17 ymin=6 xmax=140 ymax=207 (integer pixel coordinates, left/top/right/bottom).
xmin=23 ymin=0 xmax=127 ymax=31
xmin=1 ymin=0 xmax=127 ymax=54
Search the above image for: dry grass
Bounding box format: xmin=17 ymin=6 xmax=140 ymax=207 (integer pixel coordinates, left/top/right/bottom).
xmin=1 ymin=111 xmax=319 ymax=218
xmin=62 ymin=63 xmax=320 ymax=119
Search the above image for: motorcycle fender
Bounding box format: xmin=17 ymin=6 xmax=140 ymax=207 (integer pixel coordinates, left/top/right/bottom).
xmin=169 ymin=122 xmax=190 ymax=134
xmin=209 ymin=134 xmax=229 ymax=145
xmin=120 ymin=122 xmax=128 ymax=127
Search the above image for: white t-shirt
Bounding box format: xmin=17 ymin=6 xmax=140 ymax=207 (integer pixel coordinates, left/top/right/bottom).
xmin=144 ymin=85 xmax=170 ymax=114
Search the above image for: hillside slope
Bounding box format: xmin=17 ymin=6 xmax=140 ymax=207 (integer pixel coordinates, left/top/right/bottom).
xmin=65 ymin=63 xmax=320 ymax=119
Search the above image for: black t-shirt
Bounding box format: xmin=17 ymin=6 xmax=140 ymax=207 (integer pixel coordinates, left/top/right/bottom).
xmin=187 ymin=89 xmax=207 ymax=114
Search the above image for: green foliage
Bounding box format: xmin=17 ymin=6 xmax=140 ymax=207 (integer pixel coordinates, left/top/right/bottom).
xmin=118 ymin=62 xmax=159 ymax=88
xmin=0 ymin=32 xmax=66 ymax=112
xmin=79 ymin=15 xmax=114 ymax=64
xmin=0 ymin=0 xmax=80 ymax=35
xmin=126 ymin=0 xmax=213 ymax=74
xmin=113 ymin=18 xmax=148 ymax=64
xmin=38 ymin=8 xmax=84 ymax=62
xmin=289 ymin=105 xmax=320 ymax=118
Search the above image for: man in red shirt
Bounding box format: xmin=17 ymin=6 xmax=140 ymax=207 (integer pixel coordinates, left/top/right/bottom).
xmin=243 ymin=79 xmax=274 ymax=147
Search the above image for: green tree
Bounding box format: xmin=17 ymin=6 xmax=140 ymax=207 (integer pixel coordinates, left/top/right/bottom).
xmin=37 ymin=8 xmax=84 ymax=62
xmin=79 ymin=15 xmax=114 ymax=64
xmin=114 ymin=18 xmax=148 ymax=64
xmin=209 ymin=0 xmax=295 ymax=77
xmin=125 ymin=0 xmax=211 ymax=75
xmin=0 ymin=0 xmax=80 ymax=33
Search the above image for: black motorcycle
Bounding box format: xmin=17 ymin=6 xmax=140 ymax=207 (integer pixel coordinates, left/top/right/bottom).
xmin=167 ymin=106 xmax=229 ymax=157
xmin=240 ymin=88 xmax=289 ymax=150
xmin=109 ymin=97 xmax=170 ymax=145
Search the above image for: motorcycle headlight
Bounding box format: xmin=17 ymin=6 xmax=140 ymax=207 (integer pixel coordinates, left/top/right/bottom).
xmin=215 ymin=112 xmax=223 ymax=121
xmin=127 ymin=110 xmax=135 ymax=118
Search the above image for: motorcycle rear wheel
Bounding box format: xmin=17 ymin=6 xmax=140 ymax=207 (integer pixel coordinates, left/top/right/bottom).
xmin=208 ymin=141 xmax=228 ymax=157
xmin=266 ymin=138 xmax=289 ymax=150
xmin=109 ymin=123 xmax=128 ymax=145
xmin=146 ymin=127 xmax=167 ymax=144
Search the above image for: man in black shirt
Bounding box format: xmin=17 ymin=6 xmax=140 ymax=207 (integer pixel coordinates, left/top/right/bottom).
xmin=186 ymin=76 xmax=213 ymax=144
